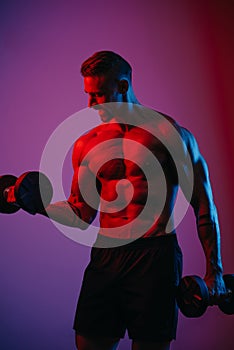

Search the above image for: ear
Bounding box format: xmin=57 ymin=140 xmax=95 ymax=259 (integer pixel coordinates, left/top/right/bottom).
xmin=118 ymin=79 xmax=129 ymax=94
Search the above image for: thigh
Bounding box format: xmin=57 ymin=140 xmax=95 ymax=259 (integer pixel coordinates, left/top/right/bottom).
xmin=73 ymin=248 xmax=126 ymax=339
xmin=123 ymin=236 xmax=183 ymax=342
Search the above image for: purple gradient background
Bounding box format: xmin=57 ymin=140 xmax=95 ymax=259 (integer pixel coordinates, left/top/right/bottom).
xmin=1 ymin=0 xmax=234 ymax=349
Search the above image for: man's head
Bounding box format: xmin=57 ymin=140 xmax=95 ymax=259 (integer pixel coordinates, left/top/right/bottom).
xmin=81 ymin=50 xmax=132 ymax=82
xmin=81 ymin=51 xmax=138 ymax=122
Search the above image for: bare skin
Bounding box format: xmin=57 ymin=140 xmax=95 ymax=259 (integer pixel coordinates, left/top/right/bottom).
xmin=76 ymin=335 xmax=171 ymax=350
xmin=75 ymin=335 xmax=120 ymax=350
xmin=42 ymin=73 xmax=228 ymax=349
xmin=69 ymin=117 xmax=178 ymax=238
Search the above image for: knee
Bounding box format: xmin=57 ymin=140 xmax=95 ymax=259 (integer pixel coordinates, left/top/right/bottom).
xmin=132 ymin=340 xmax=171 ymax=350
xmin=75 ymin=333 xmax=120 ymax=350
xmin=75 ymin=334 xmax=89 ymax=350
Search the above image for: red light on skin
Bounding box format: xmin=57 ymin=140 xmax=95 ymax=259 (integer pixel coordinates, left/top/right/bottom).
xmin=84 ymin=75 xmax=127 ymax=123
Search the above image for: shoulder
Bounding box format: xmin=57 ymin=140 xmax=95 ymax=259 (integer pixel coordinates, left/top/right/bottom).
xmin=73 ymin=124 xmax=105 ymax=151
xmin=72 ymin=125 xmax=104 ymax=166
xmin=150 ymin=110 xmax=181 ymax=137
xmin=179 ymin=126 xmax=201 ymax=162
xmin=154 ymin=111 xmax=202 ymax=162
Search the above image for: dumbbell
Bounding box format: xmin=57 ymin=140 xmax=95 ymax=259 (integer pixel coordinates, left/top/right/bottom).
xmin=0 ymin=171 xmax=53 ymax=215
xmin=176 ymin=274 xmax=234 ymax=317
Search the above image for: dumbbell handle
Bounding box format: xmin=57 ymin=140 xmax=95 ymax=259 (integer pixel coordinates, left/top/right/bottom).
xmin=209 ymin=288 xmax=232 ymax=307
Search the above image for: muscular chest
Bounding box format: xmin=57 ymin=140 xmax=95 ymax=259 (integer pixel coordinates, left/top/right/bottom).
xmin=81 ymin=125 xmax=170 ymax=180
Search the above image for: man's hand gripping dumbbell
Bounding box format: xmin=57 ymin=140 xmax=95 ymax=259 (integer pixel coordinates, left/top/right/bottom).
xmin=177 ymin=274 xmax=234 ymax=317
xmin=0 ymin=171 xmax=53 ymax=215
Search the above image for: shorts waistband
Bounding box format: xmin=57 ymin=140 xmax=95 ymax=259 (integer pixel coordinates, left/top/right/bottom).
xmin=93 ymin=232 xmax=177 ymax=249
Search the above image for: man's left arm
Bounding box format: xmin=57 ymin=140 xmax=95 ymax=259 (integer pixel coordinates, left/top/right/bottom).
xmin=181 ymin=128 xmax=227 ymax=302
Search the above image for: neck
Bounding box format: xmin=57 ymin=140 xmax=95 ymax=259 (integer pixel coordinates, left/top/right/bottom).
xmin=124 ymin=86 xmax=140 ymax=105
xmin=110 ymin=102 xmax=145 ymax=126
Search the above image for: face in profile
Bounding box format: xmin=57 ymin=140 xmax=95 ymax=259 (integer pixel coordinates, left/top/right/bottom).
xmin=84 ymin=75 xmax=123 ymax=122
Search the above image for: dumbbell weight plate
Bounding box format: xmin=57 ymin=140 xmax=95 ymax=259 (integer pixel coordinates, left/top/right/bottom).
xmin=177 ymin=275 xmax=209 ymax=317
xmin=14 ymin=171 xmax=53 ymax=214
xmin=218 ymin=274 xmax=234 ymax=315
xmin=0 ymin=175 xmax=20 ymax=213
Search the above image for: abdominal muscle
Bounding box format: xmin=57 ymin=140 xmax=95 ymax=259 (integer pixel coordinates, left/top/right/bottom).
xmin=97 ymin=173 xmax=178 ymax=240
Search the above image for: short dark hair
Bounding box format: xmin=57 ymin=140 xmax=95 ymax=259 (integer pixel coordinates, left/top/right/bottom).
xmin=80 ymin=51 xmax=132 ymax=80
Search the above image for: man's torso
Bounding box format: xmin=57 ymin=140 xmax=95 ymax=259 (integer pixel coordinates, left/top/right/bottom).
xmin=78 ymin=117 xmax=180 ymax=239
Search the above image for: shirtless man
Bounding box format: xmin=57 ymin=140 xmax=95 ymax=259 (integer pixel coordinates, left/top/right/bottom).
xmin=41 ymin=51 xmax=227 ymax=350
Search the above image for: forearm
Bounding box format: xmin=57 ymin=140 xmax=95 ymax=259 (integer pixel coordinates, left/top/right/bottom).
xmin=39 ymin=201 xmax=93 ymax=230
xmin=196 ymin=205 xmax=223 ymax=277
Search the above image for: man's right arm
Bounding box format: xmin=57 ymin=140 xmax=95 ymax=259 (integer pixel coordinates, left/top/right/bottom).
xmin=39 ymin=137 xmax=100 ymax=230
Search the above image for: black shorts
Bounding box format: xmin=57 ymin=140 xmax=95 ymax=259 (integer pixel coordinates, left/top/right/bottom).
xmin=73 ymin=234 xmax=183 ymax=342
